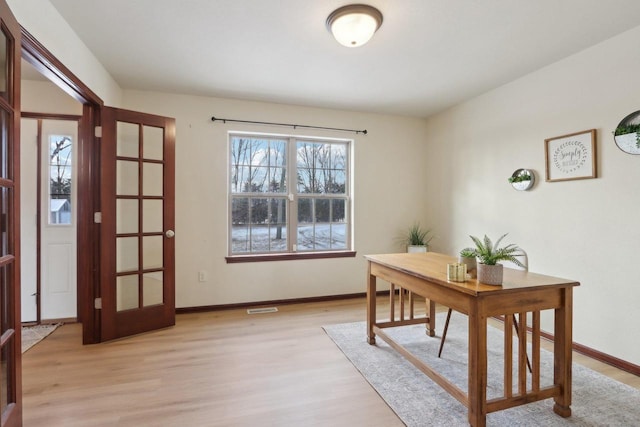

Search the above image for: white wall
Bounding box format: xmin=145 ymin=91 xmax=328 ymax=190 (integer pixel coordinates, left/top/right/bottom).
xmin=22 ymin=79 xmax=83 ymax=115
xmin=8 ymin=0 xmax=123 ymax=106
xmin=122 ymin=90 xmax=430 ymax=307
xmin=423 ymin=26 xmax=640 ymax=365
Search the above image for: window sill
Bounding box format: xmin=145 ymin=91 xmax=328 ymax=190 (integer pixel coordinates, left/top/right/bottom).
xmin=225 ymin=251 xmax=357 ymax=263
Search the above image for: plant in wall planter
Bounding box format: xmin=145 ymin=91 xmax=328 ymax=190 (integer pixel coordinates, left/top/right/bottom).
xmin=463 ymin=234 xmax=524 ymax=285
xmin=402 ymin=223 xmax=433 ymax=253
xmin=614 ymin=122 xmax=640 ymax=147
xmin=508 ymin=169 xmax=534 ymax=191
xmin=613 ymin=110 xmax=640 ymax=154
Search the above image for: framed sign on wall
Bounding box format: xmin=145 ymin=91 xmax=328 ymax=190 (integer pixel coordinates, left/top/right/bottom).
xmin=544 ymin=129 xmax=596 ymax=182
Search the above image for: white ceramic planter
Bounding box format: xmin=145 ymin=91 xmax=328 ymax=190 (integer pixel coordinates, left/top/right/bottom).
xmin=458 ymin=256 xmax=477 ymax=278
xmin=407 ymin=245 xmax=427 ymax=253
xmin=477 ymin=263 xmax=503 ymax=285
xmin=614 ymin=132 xmax=640 ymax=155
xmin=512 ymin=180 xmax=532 ymax=191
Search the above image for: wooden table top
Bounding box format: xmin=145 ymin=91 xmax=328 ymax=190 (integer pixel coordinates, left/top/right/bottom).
xmin=365 ymin=252 xmax=579 ymax=297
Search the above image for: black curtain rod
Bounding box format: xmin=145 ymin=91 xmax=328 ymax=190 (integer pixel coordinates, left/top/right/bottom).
xmin=211 ymin=116 xmax=367 ymax=135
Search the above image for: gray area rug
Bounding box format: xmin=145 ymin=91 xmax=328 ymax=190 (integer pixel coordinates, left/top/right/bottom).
xmin=324 ymin=313 xmax=640 ymax=426
xmin=22 ymin=323 xmax=60 ymax=353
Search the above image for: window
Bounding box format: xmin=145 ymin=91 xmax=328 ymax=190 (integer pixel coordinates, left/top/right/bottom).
xmin=229 ymin=133 xmax=351 ymax=257
xmin=49 ymin=135 xmax=73 ymax=225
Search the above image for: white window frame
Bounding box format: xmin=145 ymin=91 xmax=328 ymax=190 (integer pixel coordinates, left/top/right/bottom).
xmin=228 ymin=132 xmax=353 ymax=259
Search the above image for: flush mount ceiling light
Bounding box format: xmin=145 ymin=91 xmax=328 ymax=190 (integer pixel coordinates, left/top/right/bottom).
xmin=326 ymin=4 xmax=383 ymax=48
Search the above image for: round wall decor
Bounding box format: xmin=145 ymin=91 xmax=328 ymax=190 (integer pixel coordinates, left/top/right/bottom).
xmin=508 ymin=169 xmax=534 ymax=191
xmin=614 ymin=110 xmax=640 ymax=155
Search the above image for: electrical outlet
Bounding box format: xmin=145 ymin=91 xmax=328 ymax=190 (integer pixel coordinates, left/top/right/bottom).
xmin=198 ymin=271 xmax=207 ymax=282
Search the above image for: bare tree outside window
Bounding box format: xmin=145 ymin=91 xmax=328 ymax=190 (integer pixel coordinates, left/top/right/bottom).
xmin=296 ymin=141 xmax=346 ymax=197
xmin=49 ymin=135 xmax=73 ymax=224
xmin=230 ymin=136 xmax=287 ymax=253
xmin=295 ymin=141 xmax=347 ymax=251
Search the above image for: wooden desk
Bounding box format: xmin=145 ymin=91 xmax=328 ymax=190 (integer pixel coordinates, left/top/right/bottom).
xmin=365 ymin=252 xmax=579 ymax=427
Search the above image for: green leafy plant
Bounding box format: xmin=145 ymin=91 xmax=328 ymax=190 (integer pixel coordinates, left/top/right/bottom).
xmin=463 ymin=234 xmax=524 ymax=267
xmin=459 ymin=248 xmax=475 ymax=258
xmin=508 ymin=171 xmax=532 ymax=184
xmin=403 ymin=223 xmax=433 ymax=247
xmin=614 ymin=123 xmax=640 ymax=148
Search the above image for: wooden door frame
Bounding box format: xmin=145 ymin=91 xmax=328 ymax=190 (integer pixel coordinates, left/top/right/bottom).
xmin=21 ymin=28 xmax=104 ymax=344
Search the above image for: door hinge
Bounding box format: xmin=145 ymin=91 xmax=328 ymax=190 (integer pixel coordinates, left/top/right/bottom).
xmin=95 ymin=126 xmax=102 ymax=138
xmin=94 ymin=298 xmax=102 ymax=309
xmin=94 ymin=212 xmax=102 ymax=223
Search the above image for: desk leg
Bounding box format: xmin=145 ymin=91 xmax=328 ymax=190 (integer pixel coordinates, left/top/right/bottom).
xmin=426 ymin=299 xmax=436 ymax=337
xmin=553 ymin=287 xmax=573 ymax=417
xmin=367 ymin=262 xmax=376 ymax=345
xmin=468 ymin=309 xmax=487 ymax=427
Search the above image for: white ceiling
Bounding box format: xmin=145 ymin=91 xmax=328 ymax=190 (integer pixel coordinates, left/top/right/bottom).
xmin=48 ymin=0 xmax=640 ymax=118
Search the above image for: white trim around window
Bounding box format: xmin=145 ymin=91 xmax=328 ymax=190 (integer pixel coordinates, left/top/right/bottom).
xmin=227 ymin=132 xmax=354 ymax=261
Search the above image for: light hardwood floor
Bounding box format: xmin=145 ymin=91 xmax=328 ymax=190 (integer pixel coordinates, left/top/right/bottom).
xmin=22 ymin=298 xmax=639 ymax=426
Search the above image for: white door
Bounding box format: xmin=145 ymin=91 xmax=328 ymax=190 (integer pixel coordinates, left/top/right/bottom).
xmin=41 ymin=119 xmax=78 ymax=320
xmin=20 ymin=117 xmax=38 ymax=322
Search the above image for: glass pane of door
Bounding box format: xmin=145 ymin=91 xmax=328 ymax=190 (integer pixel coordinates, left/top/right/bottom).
xmin=142 ymin=199 xmax=162 ymax=233
xmin=143 ymin=272 xmax=163 ymax=307
xmin=0 ymin=345 xmax=9 ymax=412
xmin=116 ymin=160 xmax=138 ymax=195
xmin=142 ymin=163 xmax=163 ymax=196
xmin=142 ymin=236 xmax=162 ymax=269
xmin=116 ymin=122 xmax=139 ymax=157
xmin=116 ymin=199 xmax=138 ymax=234
xmin=116 ymin=237 xmax=138 ymax=273
xmin=0 ymin=187 xmax=7 ymax=256
xmin=0 ymin=109 xmax=7 ymax=179
xmin=143 ymin=125 xmax=163 ymax=160
xmin=0 ymin=30 xmax=7 ymax=101
xmin=116 ymin=275 xmax=139 ymax=311
xmin=0 ymin=263 xmax=13 ymax=414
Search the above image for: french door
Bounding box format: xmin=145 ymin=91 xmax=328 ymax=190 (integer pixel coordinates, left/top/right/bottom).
xmin=0 ymin=0 xmax=21 ymax=425
xmin=100 ymin=107 xmax=175 ymax=341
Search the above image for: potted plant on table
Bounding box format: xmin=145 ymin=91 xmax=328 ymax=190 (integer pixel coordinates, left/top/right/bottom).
xmin=403 ymin=223 xmax=433 ymax=253
xmin=458 ymin=248 xmax=477 ymax=278
xmin=462 ymin=234 xmax=524 ymax=285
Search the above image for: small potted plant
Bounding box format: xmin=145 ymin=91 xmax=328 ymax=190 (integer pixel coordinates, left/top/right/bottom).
xmin=458 ymin=248 xmax=477 ymax=278
xmin=462 ymin=234 xmax=524 ymax=285
xmin=403 ymin=223 xmax=433 ymax=253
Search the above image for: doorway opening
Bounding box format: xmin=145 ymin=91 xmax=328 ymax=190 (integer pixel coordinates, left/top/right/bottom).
xmin=20 ymin=87 xmax=82 ymax=324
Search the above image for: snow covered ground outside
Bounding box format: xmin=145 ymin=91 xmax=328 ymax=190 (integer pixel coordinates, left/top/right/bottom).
xmin=232 ymin=223 xmax=346 ymax=253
